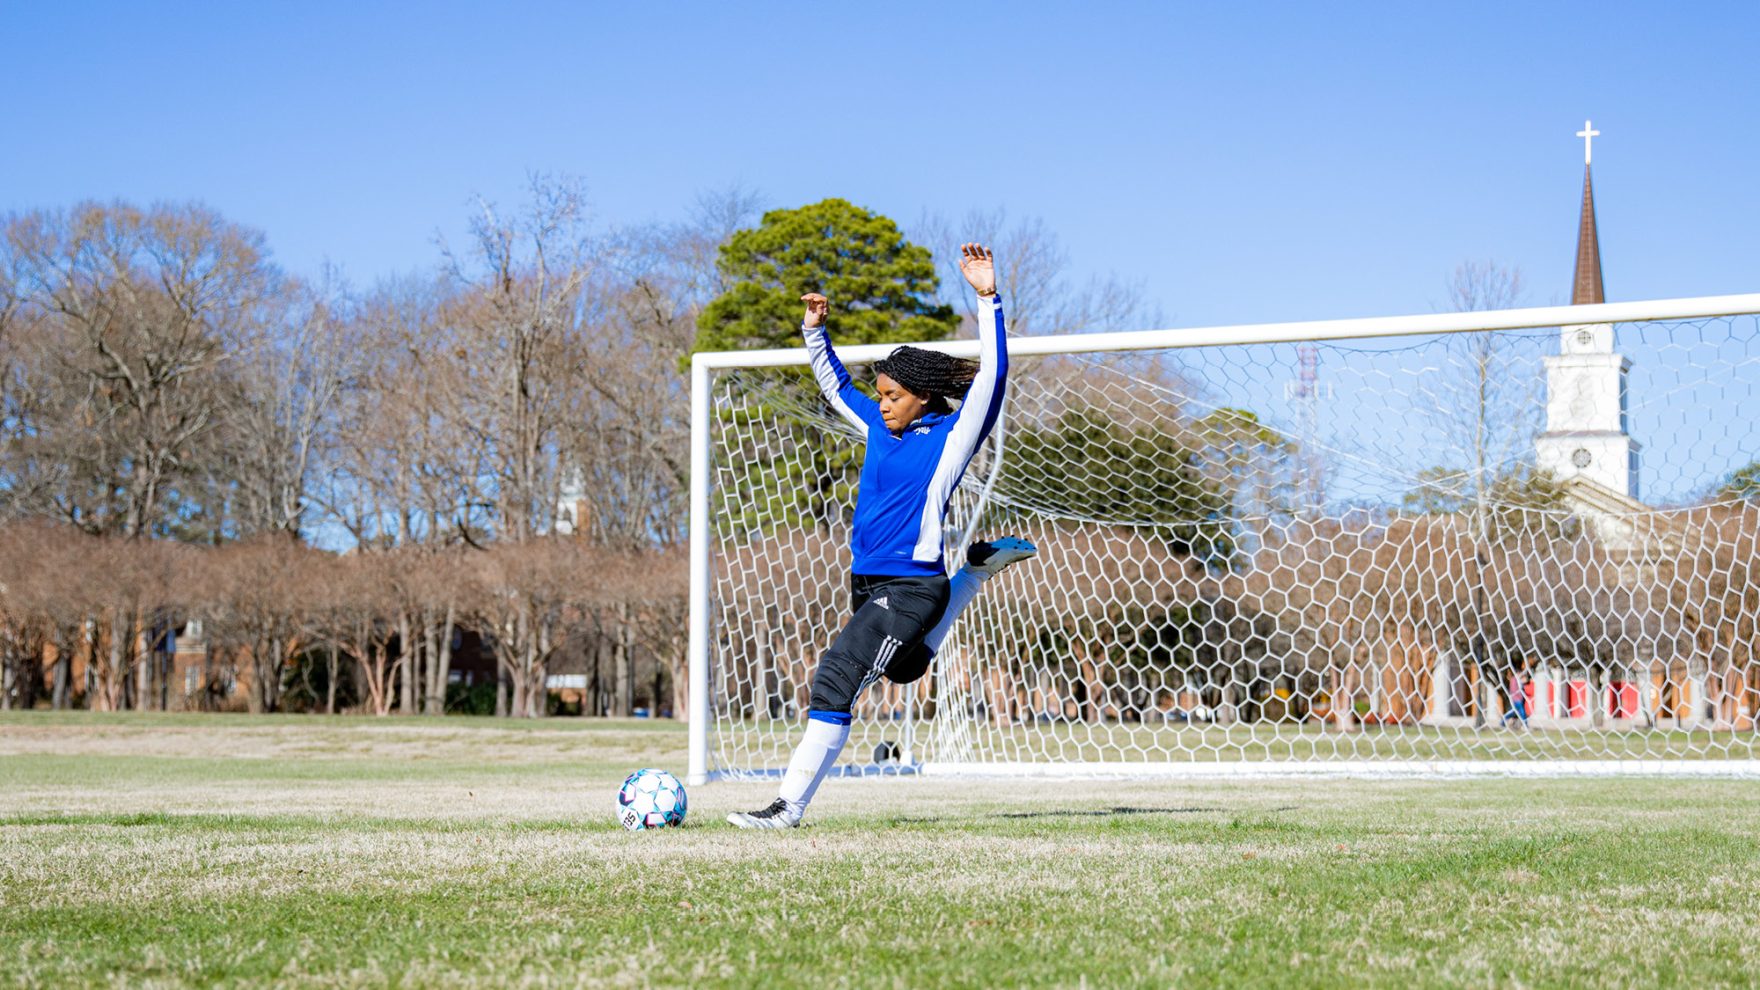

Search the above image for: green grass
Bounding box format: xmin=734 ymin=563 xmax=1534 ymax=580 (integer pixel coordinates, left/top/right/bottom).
xmin=4 ymin=713 xmax=1760 ymax=988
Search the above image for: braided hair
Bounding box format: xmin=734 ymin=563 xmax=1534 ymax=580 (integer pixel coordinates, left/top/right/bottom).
xmin=873 ymin=346 xmax=979 ymax=413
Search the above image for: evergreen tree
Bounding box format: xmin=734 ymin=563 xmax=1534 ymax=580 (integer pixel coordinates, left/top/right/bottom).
xmin=693 ymin=198 xmax=956 ymax=354
xmin=1001 ymin=407 xmax=1246 ymax=566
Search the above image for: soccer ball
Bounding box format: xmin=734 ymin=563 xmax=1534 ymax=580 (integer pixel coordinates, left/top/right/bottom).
xmin=616 ymin=768 xmax=687 ymax=830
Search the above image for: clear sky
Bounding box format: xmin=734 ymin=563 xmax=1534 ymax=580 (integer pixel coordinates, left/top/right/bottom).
xmin=6 ymin=1 xmax=1757 ymax=330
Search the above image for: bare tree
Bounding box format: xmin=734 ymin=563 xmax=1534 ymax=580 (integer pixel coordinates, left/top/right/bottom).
xmin=1420 ymin=261 xmax=1538 ymax=538
xmin=319 ymin=550 xmax=400 ymax=716
xmin=200 ymin=536 xmax=325 ymax=713
xmin=675 ymin=183 xmax=766 ymax=304
xmin=437 ymin=176 xmax=596 ymax=543
xmin=916 ymin=208 xmax=1156 ymax=336
xmin=564 ymin=231 xmax=703 ymax=547
xmin=220 ymin=273 xmax=361 ymax=538
xmin=317 ymin=274 xmax=477 ymax=550
xmin=3 ymin=203 xmax=280 ymax=539
xmin=0 ymin=234 xmax=23 ymax=433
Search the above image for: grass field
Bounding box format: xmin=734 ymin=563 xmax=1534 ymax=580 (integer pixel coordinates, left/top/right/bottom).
xmin=4 ymin=713 xmax=1760 ymax=988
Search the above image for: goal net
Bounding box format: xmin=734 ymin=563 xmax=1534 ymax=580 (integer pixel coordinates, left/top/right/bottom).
xmin=687 ymin=295 xmax=1760 ymax=781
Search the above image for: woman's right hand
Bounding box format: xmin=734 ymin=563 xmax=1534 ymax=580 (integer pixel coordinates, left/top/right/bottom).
xmin=802 ymin=292 xmax=829 ymax=329
xmin=958 ymin=243 xmax=997 ymax=297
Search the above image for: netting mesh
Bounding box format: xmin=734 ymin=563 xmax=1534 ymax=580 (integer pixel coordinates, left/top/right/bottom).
xmin=704 ymin=313 xmax=1760 ymax=775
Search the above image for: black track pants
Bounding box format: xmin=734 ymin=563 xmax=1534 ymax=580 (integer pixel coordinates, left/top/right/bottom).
xmin=806 ymin=573 xmax=950 ymax=715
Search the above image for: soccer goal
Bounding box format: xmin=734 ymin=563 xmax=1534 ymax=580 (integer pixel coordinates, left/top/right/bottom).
xmin=687 ymin=293 xmax=1760 ymax=784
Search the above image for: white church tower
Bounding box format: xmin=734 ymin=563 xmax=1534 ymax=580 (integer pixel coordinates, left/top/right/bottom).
xmin=555 ymin=468 xmax=590 ymax=536
xmin=1535 ymin=121 xmax=1642 ymax=501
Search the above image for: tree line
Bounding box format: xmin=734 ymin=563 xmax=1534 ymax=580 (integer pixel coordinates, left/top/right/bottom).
xmin=0 ymin=523 xmax=682 ymax=717
xmin=0 ymin=187 xmax=1146 ymax=715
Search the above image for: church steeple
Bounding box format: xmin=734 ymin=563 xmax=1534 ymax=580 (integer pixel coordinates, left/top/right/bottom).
xmin=1572 ymin=120 xmax=1605 ymax=305
xmin=1537 ymin=118 xmax=1639 ymax=504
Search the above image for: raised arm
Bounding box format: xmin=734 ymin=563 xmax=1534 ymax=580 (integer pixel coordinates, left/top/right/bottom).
xmin=908 ymin=246 xmax=1009 ymax=562
xmin=940 ymin=244 xmax=1008 ymax=460
xmin=800 ymin=292 xmax=883 ymax=434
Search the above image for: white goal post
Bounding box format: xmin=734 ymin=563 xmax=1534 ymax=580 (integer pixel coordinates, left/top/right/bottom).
xmin=689 ymin=293 xmax=1760 ymax=784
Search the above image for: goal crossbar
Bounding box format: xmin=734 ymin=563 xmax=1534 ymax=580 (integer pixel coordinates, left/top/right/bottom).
xmin=689 ymin=293 xmax=1760 ymax=371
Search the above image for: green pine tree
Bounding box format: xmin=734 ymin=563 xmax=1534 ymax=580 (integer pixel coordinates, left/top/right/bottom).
xmin=692 ymin=198 xmax=956 ymax=355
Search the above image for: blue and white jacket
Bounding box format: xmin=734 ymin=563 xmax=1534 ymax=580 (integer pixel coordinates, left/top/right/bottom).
xmin=803 ymin=295 xmax=1008 ymax=578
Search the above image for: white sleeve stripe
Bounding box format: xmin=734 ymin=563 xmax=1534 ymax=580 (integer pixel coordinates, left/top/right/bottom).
xmin=804 ymin=326 xmax=871 ymax=434
xmin=937 ymin=297 xmax=1007 ymax=466
xmin=911 ymin=295 xmax=1008 ymax=561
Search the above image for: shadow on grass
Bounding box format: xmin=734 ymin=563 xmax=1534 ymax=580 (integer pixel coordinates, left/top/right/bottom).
xmin=886 ymin=804 xmax=1295 ymax=825
xmin=994 ymin=805 xmax=1225 ymax=819
xmin=0 ymin=810 xmax=628 ymax=835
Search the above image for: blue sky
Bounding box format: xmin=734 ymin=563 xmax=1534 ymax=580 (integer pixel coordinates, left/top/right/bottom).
xmin=6 ymin=1 xmax=1757 ymax=329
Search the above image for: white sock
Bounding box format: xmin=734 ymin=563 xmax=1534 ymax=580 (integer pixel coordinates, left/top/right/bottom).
xmin=778 ymin=715 xmax=850 ymax=820
xmin=923 ymin=567 xmax=989 ymax=655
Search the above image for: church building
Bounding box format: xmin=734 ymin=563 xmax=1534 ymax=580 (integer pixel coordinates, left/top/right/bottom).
xmin=1534 ymin=121 xmax=1647 ymax=531
xmin=1422 ymin=122 xmax=1711 ymax=728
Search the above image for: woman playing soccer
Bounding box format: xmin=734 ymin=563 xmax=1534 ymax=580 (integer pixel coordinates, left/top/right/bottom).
xmin=727 ymin=243 xmax=1036 ymax=829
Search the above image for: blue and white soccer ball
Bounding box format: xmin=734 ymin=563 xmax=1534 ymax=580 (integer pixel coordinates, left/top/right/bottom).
xmin=616 ymin=768 xmax=687 ymax=830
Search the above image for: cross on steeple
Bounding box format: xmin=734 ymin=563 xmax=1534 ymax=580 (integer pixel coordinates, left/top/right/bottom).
xmin=1576 ymin=120 xmax=1600 ymax=165
xmin=1571 ymin=118 xmax=1605 ymax=305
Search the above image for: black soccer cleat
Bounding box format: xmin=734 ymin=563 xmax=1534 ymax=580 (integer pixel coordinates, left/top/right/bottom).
xmin=965 ymin=537 xmax=1038 ymax=577
xmin=726 ymin=798 xmax=800 ymax=829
